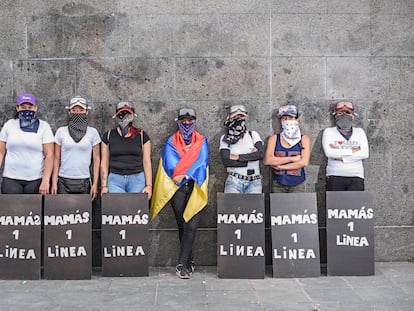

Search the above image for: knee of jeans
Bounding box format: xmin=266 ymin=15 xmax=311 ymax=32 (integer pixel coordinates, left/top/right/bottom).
xmin=183 ymin=224 xmax=198 ymax=235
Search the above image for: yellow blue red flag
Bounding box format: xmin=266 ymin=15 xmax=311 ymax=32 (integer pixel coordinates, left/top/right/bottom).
xmin=150 ymin=131 xmax=209 ymax=222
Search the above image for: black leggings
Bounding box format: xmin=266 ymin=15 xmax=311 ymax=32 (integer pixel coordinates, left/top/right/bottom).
xmin=57 ymin=177 xmax=91 ymax=194
xmin=171 ymin=181 xmax=202 ymax=265
xmin=326 ymin=176 xmax=365 ymax=191
xmin=1 ymin=177 xmax=42 ymax=194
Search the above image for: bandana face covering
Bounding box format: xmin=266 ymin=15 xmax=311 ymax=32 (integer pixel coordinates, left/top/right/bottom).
xmin=68 ymin=113 xmax=88 ymax=143
xmin=224 ymin=118 xmax=247 ymax=145
xmin=281 ymin=120 xmax=301 ymax=146
xmin=178 ymin=122 xmax=195 ymax=145
xmin=335 ymin=114 xmax=353 ymax=140
xmin=117 ymin=112 xmax=134 ymax=137
xmin=18 ymin=110 xmax=40 ymax=133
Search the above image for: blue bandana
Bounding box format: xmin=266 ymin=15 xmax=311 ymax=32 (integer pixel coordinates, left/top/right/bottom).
xmin=178 ymin=122 xmax=195 ymax=145
xmin=18 ymin=110 xmax=39 ymax=133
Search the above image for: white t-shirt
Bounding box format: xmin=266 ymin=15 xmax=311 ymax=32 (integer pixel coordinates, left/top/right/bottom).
xmin=55 ymin=126 xmax=101 ymax=179
xmin=322 ymin=127 xmax=369 ymax=178
xmin=219 ymin=131 xmax=262 ymax=176
xmin=0 ymin=119 xmax=54 ymax=180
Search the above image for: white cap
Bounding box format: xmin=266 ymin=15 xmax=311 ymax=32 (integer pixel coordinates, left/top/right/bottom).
xmin=66 ymin=96 xmax=91 ymax=110
xmin=229 ymin=105 xmax=248 ymax=118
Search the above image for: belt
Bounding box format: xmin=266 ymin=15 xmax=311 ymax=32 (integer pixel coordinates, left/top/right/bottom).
xmin=228 ymin=172 xmax=261 ymax=181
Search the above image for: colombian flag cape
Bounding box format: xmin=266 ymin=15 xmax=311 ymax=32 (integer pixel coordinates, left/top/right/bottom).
xmin=150 ymin=131 xmax=209 ymax=222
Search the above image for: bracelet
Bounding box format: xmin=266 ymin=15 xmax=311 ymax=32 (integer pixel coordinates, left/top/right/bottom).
xmin=102 ymin=185 xmax=108 ymax=188
xmin=146 ymin=185 xmax=152 ymax=187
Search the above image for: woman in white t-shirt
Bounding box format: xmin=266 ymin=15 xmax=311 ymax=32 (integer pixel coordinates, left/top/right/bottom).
xmin=51 ymin=97 xmax=101 ymax=200
xmin=0 ymin=93 xmax=54 ymax=194
xmin=219 ymin=104 xmax=264 ymax=194
xmin=322 ymin=101 xmax=369 ymax=191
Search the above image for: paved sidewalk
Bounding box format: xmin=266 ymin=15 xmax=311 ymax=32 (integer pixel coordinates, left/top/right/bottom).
xmin=0 ymin=262 xmax=412 ymax=311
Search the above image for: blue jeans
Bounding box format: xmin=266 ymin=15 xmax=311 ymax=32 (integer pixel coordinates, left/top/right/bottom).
xmin=224 ymin=174 xmax=262 ymax=194
xmin=108 ymin=172 xmax=145 ymax=193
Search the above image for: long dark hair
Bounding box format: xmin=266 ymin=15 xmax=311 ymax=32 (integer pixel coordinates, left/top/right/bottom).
xmin=129 ymin=126 xmax=142 ymax=138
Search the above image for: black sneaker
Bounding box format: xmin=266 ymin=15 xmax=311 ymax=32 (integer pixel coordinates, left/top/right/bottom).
xmin=187 ymin=261 xmax=195 ymax=275
xmin=176 ymin=264 xmax=190 ymax=279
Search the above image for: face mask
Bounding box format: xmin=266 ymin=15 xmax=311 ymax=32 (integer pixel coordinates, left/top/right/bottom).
xmin=335 ymin=114 xmax=353 ymax=130
xmin=117 ymin=113 xmax=134 ymax=137
xmin=178 ymin=122 xmax=195 ymax=145
xmin=68 ymin=113 xmax=88 ymax=142
xmin=224 ymin=118 xmax=247 ymax=145
xmin=18 ymin=110 xmax=39 ymax=133
xmin=335 ymin=114 xmax=353 ymax=140
xmin=281 ymin=120 xmax=301 ymax=146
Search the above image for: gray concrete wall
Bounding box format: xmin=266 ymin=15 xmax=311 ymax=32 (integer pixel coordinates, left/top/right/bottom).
xmin=0 ymin=0 xmax=413 ymax=266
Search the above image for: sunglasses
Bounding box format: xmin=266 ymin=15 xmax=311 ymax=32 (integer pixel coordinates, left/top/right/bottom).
xmin=335 ymin=102 xmax=353 ymax=110
xmin=178 ymin=108 xmax=196 ymax=119
xmin=70 ymin=97 xmax=86 ymax=105
xmin=116 ymin=107 xmax=134 ymax=116
xmin=231 ymin=108 xmax=247 ymax=115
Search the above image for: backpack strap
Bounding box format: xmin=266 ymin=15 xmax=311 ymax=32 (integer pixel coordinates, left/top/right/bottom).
xmin=106 ymin=129 xmax=111 ymax=144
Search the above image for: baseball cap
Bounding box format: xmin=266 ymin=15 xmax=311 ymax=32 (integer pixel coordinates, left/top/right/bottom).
xmin=177 ymin=108 xmax=196 ymax=120
xmin=113 ymin=101 xmax=136 ymax=118
xmin=229 ymin=105 xmax=248 ymax=118
xmin=66 ymin=96 xmax=89 ymax=110
xmin=116 ymin=101 xmax=134 ymax=111
xmin=278 ymin=105 xmax=298 ymax=118
xmin=17 ymin=93 xmax=36 ymax=106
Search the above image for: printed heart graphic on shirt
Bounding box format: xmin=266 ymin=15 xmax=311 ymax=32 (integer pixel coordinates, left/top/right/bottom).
xmin=337 ymin=141 xmax=344 ymax=145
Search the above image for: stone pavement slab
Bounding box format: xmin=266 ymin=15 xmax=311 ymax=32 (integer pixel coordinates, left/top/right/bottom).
xmin=0 ymin=262 xmax=412 ymax=311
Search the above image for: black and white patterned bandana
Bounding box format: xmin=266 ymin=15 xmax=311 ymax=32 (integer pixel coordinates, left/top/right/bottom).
xmin=224 ymin=118 xmax=247 ymax=145
xmin=68 ymin=113 xmax=88 ymax=142
xmin=18 ymin=110 xmax=40 ymax=133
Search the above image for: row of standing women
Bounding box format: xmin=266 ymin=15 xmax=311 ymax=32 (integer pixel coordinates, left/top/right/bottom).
xmin=0 ymin=93 xmax=369 ymax=279
xmin=219 ymin=102 xmax=368 ymax=194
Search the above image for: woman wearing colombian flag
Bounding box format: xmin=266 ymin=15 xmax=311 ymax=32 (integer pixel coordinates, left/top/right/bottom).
xmin=150 ymin=108 xmax=209 ymax=279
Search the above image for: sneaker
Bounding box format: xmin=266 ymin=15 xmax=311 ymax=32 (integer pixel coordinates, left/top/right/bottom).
xmin=176 ymin=264 xmax=190 ymax=279
xmin=187 ymin=260 xmax=195 ymax=275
